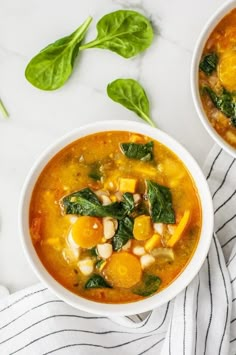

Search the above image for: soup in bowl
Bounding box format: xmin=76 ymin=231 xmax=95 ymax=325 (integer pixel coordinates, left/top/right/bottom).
xmin=19 ymin=121 xmax=213 ymax=316
xmin=191 ymin=1 xmax=236 ymax=158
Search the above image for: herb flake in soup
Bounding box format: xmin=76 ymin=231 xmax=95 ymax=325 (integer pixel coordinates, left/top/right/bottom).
xmin=29 ymin=131 xmax=201 ymax=304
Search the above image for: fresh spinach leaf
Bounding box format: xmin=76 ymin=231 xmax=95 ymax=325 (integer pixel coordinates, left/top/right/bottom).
xmin=146 ymin=180 xmax=175 ymax=224
xmin=112 ymin=216 xmax=134 ymax=251
xmin=85 ymin=274 xmax=112 ymax=289
xmin=62 ymin=188 xmax=127 ymax=219
xmin=133 ymin=274 xmax=161 ymax=297
xmin=120 ymin=141 xmax=154 ymax=161
xmin=80 ymin=10 xmax=153 ymax=58
xmin=203 ymin=86 xmax=236 ymax=126
xmin=25 ymin=17 xmax=92 ymax=90
xmin=95 ymin=259 xmax=106 ymax=269
xmin=122 ymin=192 xmax=135 ymax=214
xmin=107 ymin=78 xmax=156 ymax=127
xmin=89 ymin=246 xmax=98 ymax=257
xmin=88 ymin=162 xmax=102 ymax=181
xmin=199 ymin=53 xmax=218 ymax=75
xmin=0 ymin=98 xmax=9 ymax=118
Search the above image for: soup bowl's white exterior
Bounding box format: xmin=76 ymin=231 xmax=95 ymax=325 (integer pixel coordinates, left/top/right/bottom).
xmin=191 ymin=0 xmax=236 ymax=158
xmin=19 ymin=120 xmax=213 ymax=317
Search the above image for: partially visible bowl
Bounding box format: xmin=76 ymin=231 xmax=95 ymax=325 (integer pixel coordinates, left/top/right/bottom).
xmin=191 ymin=0 xmax=236 ymax=158
xmin=19 ymin=120 xmax=213 ymax=316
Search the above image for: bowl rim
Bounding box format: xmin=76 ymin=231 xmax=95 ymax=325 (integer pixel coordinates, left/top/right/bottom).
xmin=19 ymin=120 xmax=214 ymax=316
xmin=191 ymin=0 xmax=236 ymax=159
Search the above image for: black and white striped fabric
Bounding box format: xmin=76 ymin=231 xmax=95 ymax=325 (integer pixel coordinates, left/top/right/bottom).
xmin=0 ymin=145 xmax=236 ymax=355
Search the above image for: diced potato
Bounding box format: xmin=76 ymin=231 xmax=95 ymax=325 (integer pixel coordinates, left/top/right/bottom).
xmin=167 ymin=210 xmax=191 ymax=247
xmin=145 ymin=233 xmax=162 ymax=252
xmin=226 ymin=130 xmax=236 ymax=145
xmin=78 ymin=258 xmax=94 ymax=276
xmin=119 ymin=178 xmax=137 ymax=193
xmin=133 ymin=215 xmax=153 ymax=241
xmin=140 ymin=254 xmax=155 ymax=269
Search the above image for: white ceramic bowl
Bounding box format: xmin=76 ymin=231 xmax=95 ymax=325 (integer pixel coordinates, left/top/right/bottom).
xmin=191 ymin=0 xmax=236 ymax=158
xmin=19 ymin=120 xmax=213 ymax=317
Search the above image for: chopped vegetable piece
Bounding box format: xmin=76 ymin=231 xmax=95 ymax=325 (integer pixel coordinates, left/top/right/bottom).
xmin=104 ymin=252 xmax=142 ymax=288
xmin=146 ymin=180 xmax=175 ymax=224
xmin=145 ymin=233 xmax=162 ymax=252
xmin=166 ymin=210 xmax=191 ymax=247
xmin=199 ymin=52 xmax=218 ymax=75
xmin=151 ymin=247 xmax=174 ymax=261
xmin=120 ymin=141 xmax=154 ymax=161
xmin=85 ymin=274 xmax=112 ymax=289
xmin=133 ymin=274 xmax=161 ymax=297
xmin=112 ymin=216 xmax=134 ymax=251
xmin=119 ymin=178 xmax=137 ymax=193
xmin=133 ymin=215 xmax=153 ymax=240
xmin=71 ymin=216 xmax=103 ymax=248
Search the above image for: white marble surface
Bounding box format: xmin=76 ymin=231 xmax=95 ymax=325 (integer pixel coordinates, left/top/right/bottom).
xmin=0 ymin=0 xmax=225 ymax=293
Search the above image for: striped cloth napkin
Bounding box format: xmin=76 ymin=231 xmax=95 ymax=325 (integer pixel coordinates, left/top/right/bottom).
xmin=0 ymin=145 xmax=236 ymax=355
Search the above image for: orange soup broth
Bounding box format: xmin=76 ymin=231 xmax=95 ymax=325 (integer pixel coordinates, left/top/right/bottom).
xmin=30 ymin=131 xmax=201 ymax=303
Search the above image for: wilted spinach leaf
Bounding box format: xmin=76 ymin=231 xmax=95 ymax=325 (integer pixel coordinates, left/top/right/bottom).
xmin=62 ymin=188 xmax=126 ymax=219
xmin=80 ymin=10 xmax=154 ymax=58
xmin=133 ymin=274 xmax=161 ymax=297
xmin=146 ymin=180 xmax=175 ymax=224
xmin=122 ymin=192 xmax=135 ymax=214
xmin=120 ymin=141 xmax=154 ymax=161
xmin=107 ymin=78 xmax=156 ymax=127
xmin=199 ymin=53 xmax=218 ymax=75
xmin=112 ymin=216 xmax=134 ymax=251
xmin=85 ymin=274 xmax=112 ymax=289
xmin=203 ymin=86 xmax=236 ymax=126
xmin=88 ymin=162 xmax=102 ymax=181
xmin=25 ymin=17 xmax=92 ymax=90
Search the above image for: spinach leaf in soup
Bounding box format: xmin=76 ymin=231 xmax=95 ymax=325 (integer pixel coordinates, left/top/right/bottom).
xmin=203 ymin=86 xmax=236 ymax=127
xmin=146 ymin=180 xmax=175 ymax=224
xmin=62 ymin=188 xmax=127 ymax=219
xmin=199 ymin=53 xmax=218 ymax=76
xmin=133 ymin=274 xmax=161 ymax=297
xmin=88 ymin=162 xmax=102 ymax=181
xmin=112 ymin=216 xmax=134 ymax=251
xmin=80 ymin=10 xmax=154 ymax=58
xmin=120 ymin=141 xmax=154 ymax=161
xmin=85 ymin=274 xmax=112 ymax=289
xmin=122 ymin=192 xmax=135 ymax=214
xmin=107 ymin=78 xmax=156 ymax=127
xmin=25 ymin=17 xmax=92 ymax=90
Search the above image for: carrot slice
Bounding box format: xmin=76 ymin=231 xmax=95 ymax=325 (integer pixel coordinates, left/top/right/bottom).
xmin=133 ymin=215 xmax=153 ymax=241
xmin=71 ymin=216 xmax=103 ymax=248
xmin=104 ymin=252 xmax=142 ymax=288
xmin=166 ymin=210 xmax=191 ymax=247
